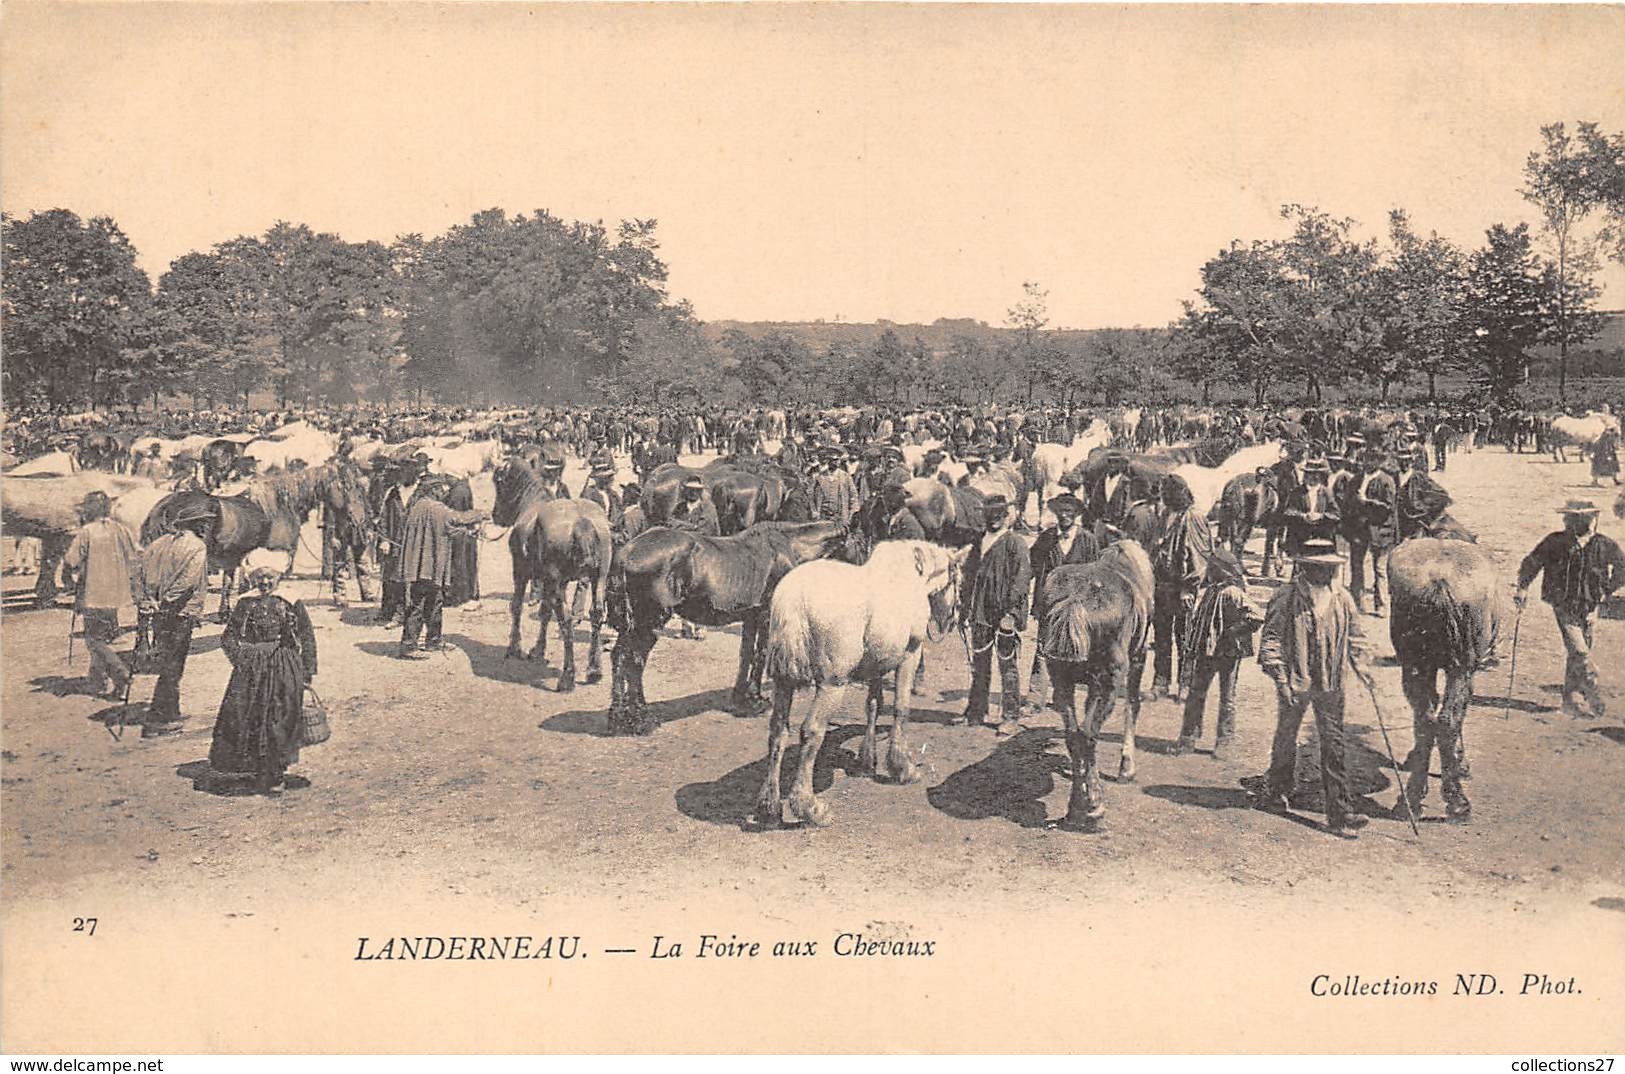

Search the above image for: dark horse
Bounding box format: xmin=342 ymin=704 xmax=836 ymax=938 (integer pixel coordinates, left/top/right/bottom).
xmin=1038 ymin=539 xmax=1155 ymax=828
xmin=607 ymin=520 xmax=850 ymax=736
xmin=491 ymin=459 xmax=614 ymax=692
xmin=141 ymin=461 xmax=370 ymax=620
xmin=202 ymin=438 xmax=247 ymax=490
xmin=640 ymin=458 xmax=810 ymax=534
xmin=77 ymin=431 xmax=129 ymax=472
xmin=1212 ymin=468 xmax=1279 ymax=561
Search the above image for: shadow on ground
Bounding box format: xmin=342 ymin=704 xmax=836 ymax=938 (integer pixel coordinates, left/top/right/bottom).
xmin=675 ymin=724 xmax=864 ymax=827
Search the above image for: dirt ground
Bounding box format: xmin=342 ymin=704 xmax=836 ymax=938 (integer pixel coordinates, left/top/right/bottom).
xmin=3 ymin=445 xmax=1623 ymax=1053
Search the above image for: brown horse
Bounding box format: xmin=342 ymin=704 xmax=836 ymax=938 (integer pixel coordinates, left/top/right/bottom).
xmin=1212 ymin=468 xmax=1279 ymax=559
xmin=1038 ymin=539 xmax=1155 ymax=828
xmin=1387 ymin=536 xmax=1501 ymax=821
xmin=608 ymin=520 xmax=850 ymax=735
xmin=491 ymin=459 xmax=613 ymax=692
xmin=141 ymin=461 xmax=369 ymax=620
xmin=640 ymin=459 xmax=808 ymax=535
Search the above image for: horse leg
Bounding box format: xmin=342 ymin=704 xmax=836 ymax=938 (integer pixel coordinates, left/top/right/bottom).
xmin=32 ymin=543 xmax=64 ymax=607
xmin=1118 ymin=655 xmax=1141 ymax=782
xmin=554 ymin=582 xmax=577 ymax=692
xmin=859 ymin=678 xmax=882 ymax=777
xmin=506 ymin=576 xmax=528 ymax=658
xmin=583 ymin=574 xmax=605 ymax=685
xmin=1052 ymin=665 xmax=1091 ymax=828
xmin=747 ymin=614 xmax=770 ymax=703
xmin=219 ymin=566 xmax=235 ymax=622
xmin=886 ymin=646 xmax=925 ymax=784
xmin=1398 ymin=664 xmax=1440 ymax=813
xmin=1081 ymin=669 xmax=1115 ymax=821
xmin=529 ymin=579 xmax=552 ymax=664
xmin=787 ymin=684 xmax=839 ymax=827
xmin=623 ymin=628 xmax=660 ymax=735
xmin=730 ymin=609 xmax=764 ymax=715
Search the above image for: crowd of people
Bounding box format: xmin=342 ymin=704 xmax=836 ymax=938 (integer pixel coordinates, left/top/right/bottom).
xmin=21 ymin=392 xmax=1625 ymax=826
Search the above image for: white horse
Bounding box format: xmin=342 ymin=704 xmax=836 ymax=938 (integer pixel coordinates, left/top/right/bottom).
xmin=1549 ymin=412 xmax=1621 ymax=462
xmin=1174 ymin=440 xmax=1283 ymax=517
xmin=1031 ymin=420 xmax=1114 ymax=523
xmin=754 ymin=540 xmax=967 ymax=829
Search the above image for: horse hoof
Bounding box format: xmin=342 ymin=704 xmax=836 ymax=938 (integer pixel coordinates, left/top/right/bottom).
xmin=857 ymin=747 xmax=879 ymax=775
xmin=789 ymin=796 xmax=832 ymax=828
xmin=526 ymin=648 xmax=543 ymax=662
xmin=556 ymin=675 xmax=576 ymax=693
xmin=888 ymin=757 xmax=922 ymax=786
xmin=585 ymin=669 xmax=603 ymax=685
xmin=746 ymin=805 xmax=784 ymax=831
xmin=1118 ymin=762 xmax=1136 ymax=783
xmin=504 ymin=647 xmax=522 ymax=660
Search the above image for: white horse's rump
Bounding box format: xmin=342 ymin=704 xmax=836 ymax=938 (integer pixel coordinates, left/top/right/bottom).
xmin=757 ymin=541 xmax=965 ymax=828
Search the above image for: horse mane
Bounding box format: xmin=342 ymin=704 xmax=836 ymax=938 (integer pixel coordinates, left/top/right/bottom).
xmin=1041 ymin=540 xmax=1153 ymax=663
xmin=243 ymin=461 xmax=346 ymax=517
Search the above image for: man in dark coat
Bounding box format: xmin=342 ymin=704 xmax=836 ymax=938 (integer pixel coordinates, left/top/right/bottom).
xmin=1082 ymin=451 xmax=1136 ymax=528
xmin=1149 ymin=474 xmax=1214 ymax=699
xmin=1262 ymin=440 xmax=1308 ymax=577
xmin=1516 ymin=500 xmax=1625 ymax=718
xmin=669 ymin=475 xmax=720 ymax=536
xmin=877 ymin=481 xmax=927 ymax=541
xmin=581 ymin=460 xmax=625 ymax=535
xmin=960 ymin=493 xmax=1032 ymax=734
xmin=1025 ymin=494 xmax=1099 ymax=713
xmin=1341 ymin=451 xmax=1397 ymax=615
xmin=1395 ymin=450 xmax=1452 ymax=541
xmin=398 ymin=481 xmax=486 ymax=658
xmin=374 ymin=457 xmax=424 ymax=626
xmin=1280 ymin=457 xmax=1341 ymax=555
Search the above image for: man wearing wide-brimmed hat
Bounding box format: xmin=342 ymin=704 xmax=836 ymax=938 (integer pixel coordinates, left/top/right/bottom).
xmin=581 ymin=458 xmax=625 ymax=534
xmin=668 ymin=475 xmax=719 ymax=536
xmin=1516 ymin=499 xmax=1625 ymax=718
xmin=810 ymin=447 xmax=856 ymax=525
xmin=137 ymin=500 xmax=214 ymax=737
xmin=1252 ymin=538 xmax=1372 ymax=837
xmin=959 ymin=492 xmax=1032 ymax=734
xmin=62 ymin=490 xmax=142 ymax=699
xmin=1025 ymin=493 xmax=1099 ymax=713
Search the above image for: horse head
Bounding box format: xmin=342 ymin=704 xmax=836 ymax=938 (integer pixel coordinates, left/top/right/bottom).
xmin=327 ymin=462 xmax=372 ymax=536
xmin=909 ymin=542 xmax=968 ymax=641
xmin=491 ymin=458 xmax=535 ymax=528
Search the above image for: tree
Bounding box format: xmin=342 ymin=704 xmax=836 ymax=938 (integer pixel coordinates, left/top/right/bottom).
xmin=1006 ymin=281 xmax=1050 ymax=403
xmin=1382 ymin=210 xmax=1472 ymax=401
xmin=2 ymin=209 xmax=153 ymax=409
xmin=1463 ymin=224 xmax=1549 ymax=397
xmin=1521 ymin=122 xmax=1611 ymax=398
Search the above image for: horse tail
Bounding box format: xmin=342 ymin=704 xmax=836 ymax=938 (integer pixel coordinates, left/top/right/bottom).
xmin=1042 ymin=593 xmax=1093 ymax=665
xmin=764 ymin=575 xmax=817 ymax=685
xmin=1393 ymin=575 xmax=1485 ymax=671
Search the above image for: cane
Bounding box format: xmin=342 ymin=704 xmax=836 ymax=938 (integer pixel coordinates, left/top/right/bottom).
xmin=67 ymin=607 xmax=78 ymax=666
xmin=1501 ymin=605 xmax=1523 ymax=722
xmin=1355 ymin=665 xmax=1421 ymax=839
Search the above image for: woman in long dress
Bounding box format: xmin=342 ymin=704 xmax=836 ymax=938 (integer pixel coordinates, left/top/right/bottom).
xmin=199 ymin=550 xmax=320 ymax=795
xmin=444 ymin=477 xmax=481 ymax=607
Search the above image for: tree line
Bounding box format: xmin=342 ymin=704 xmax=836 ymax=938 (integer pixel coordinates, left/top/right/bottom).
xmin=5 ymin=121 xmax=1624 ymax=412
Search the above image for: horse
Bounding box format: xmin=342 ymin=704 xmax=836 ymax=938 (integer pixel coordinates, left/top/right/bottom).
xmin=77 ymin=431 xmax=129 ymax=472
xmin=1387 ymin=537 xmax=1503 ymax=821
xmin=1548 ymin=412 xmax=1620 ymax=463
xmin=1211 ymin=468 xmax=1280 ymax=558
xmin=640 ymin=460 xmax=806 ymax=535
xmin=607 ymin=519 xmax=850 ymax=735
xmin=1037 ymin=539 xmax=1155 ymax=828
xmin=202 ymin=438 xmax=246 ymax=490
xmin=900 ymin=478 xmax=986 ymax=546
xmin=491 ymin=459 xmax=614 ymax=693
xmin=2 ymin=472 xmax=164 ymax=606
xmin=753 ymin=540 xmax=966 ymax=829
xmin=141 ymin=461 xmax=369 ymax=620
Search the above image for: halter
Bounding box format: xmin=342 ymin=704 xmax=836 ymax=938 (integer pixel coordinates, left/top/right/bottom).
xmin=925 ymin=558 xmax=960 ymax=643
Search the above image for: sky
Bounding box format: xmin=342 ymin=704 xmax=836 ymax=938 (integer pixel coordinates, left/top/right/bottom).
xmin=4 ymin=3 xmax=1623 ymax=330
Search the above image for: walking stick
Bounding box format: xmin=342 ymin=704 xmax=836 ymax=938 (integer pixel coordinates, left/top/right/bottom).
xmin=67 ymin=607 xmax=78 ymax=666
xmin=1355 ymin=665 xmax=1421 ymax=839
xmin=1501 ymin=605 xmax=1523 ymax=722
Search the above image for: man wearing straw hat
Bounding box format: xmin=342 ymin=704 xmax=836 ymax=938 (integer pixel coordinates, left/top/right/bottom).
xmin=1515 ymin=499 xmax=1625 ymax=719
xmin=581 ymin=458 xmax=625 ymax=534
xmin=1251 ymin=538 xmax=1372 ymax=837
xmin=62 ymin=490 xmax=142 ymax=700
xmin=137 ymin=501 xmax=213 ymax=737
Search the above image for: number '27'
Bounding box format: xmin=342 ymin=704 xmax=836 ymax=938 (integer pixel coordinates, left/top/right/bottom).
xmin=73 ymin=917 xmax=97 ymax=936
